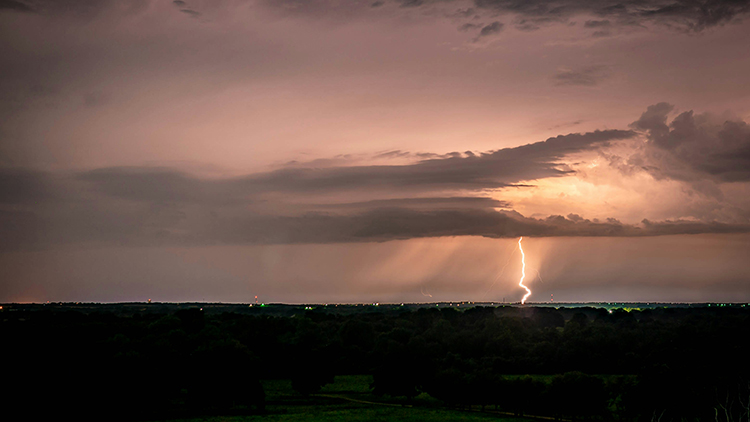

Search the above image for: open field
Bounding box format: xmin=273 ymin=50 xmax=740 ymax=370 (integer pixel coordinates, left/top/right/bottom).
xmin=160 ymin=409 xmax=530 ymax=422
xmin=158 ymin=375 xmax=533 ymax=422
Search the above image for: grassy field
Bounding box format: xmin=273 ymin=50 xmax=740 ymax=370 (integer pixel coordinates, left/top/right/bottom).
xmin=161 ymin=406 xmax=530 ymax=422
xmin=162 ymin=406 xmax=534 ymax=422
xmin=159 ymin=375 xmax=534 ymax=422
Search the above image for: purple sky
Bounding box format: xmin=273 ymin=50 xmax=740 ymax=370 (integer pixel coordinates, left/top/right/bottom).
xmin=2 ymin=0 xmax=750 ymax=303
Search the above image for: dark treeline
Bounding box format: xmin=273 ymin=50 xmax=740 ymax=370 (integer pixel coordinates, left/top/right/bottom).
xmin=2 ymin=304 xmax=749 ymax=421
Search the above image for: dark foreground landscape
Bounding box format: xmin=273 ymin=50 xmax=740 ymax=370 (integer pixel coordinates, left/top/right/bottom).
xmin=2 ymin=302 xmax=749 ymax=421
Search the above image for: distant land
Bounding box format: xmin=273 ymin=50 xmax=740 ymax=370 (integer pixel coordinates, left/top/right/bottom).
xmin=5 ymin=298 xmax=749 ymax=421
xmin=1 ymin=301 xmax=746 ymax=317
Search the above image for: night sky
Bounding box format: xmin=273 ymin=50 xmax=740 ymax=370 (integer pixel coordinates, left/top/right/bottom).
xmin=2 ymin=0 xmax=750 ymax=303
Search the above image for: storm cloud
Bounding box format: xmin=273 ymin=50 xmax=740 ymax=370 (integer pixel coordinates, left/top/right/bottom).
xmin=478 ymin=21 xmax=504 ymax=37
xmin=67 ymin=129 xmax=634 ymax=203
xmin=630 ymin=102 xmax=750 ymax=183
xmin=188 ymin=209 xmax=750 ymax=245
xmin=3 ymin=186 xmax=748 ymax=251
xmin=257 ymin=0 xmax=750 ymax=33
xmin=474 ymin=0 xmax=750 ymax=32
xmin=4 ymin=106 xmax=750 ymax=251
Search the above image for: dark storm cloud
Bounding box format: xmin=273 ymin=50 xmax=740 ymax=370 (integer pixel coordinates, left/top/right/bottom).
xmin=0 ymin=0 xmax=150 ymax=17
xmin=313 ymin=196 xmax=511 ymax=210
xmin=514 ymin=19 xmax=542 ymax=31
xmin=211 ymin=208 xmax=543 ymax=244
xmin=478 ymin=21 xmax=504 ymax=36
xmin=458 ymin=22 xmax=482 ymax=31
xmin=474 ymin=0 xmax=750 ymax=32
xmin=4 ymin=103 xmax=750 ymax=250
xmin=4 ymin=194 xmax=748 ymax=250
xmin=630 ymin=102 xmax=750 ymax=182
xmin=583 ymin=19 xmax=614 ymax=36
xmin=640 ymin=218 xmax=750 ymax=235
xmin=18 ymin=128 xmax=619 ymax=196
xmin=4 ymin=117 xmax=750 ymax=250
xmin=71 ymin=129 xmax=632 ymax=206
xmin=233 ymin=129 xmax=633 ymax=194
xmin=0 ymin=0 xmax=33 ymax=12
xmin=0 ymin=128 xmax=635 ymax=250
xmin=260 ymin=0 xmax=750 ymax=32
xmin=77 ymin=167 xmax=208 ymax=203
xmin=554 ymin=65 xmax=609 ymax=86
xmin=7 ymin=0 xmax=748 ymax=34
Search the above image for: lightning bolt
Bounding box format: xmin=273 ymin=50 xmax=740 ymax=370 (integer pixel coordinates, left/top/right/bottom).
xmin=518 ymin=236 xmax=532 ymax=304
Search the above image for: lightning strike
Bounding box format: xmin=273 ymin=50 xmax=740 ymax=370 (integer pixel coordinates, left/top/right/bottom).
xmin=518 ymin=237 xmax=532 ymax=304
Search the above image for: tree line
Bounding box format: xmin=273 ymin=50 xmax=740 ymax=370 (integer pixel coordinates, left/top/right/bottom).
xmin=2 ymin=304 xmax=749 ymax=421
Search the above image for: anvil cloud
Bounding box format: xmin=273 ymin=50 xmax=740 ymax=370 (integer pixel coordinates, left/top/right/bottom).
xmin=3 ymin=111 xmax=750 ymax=251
